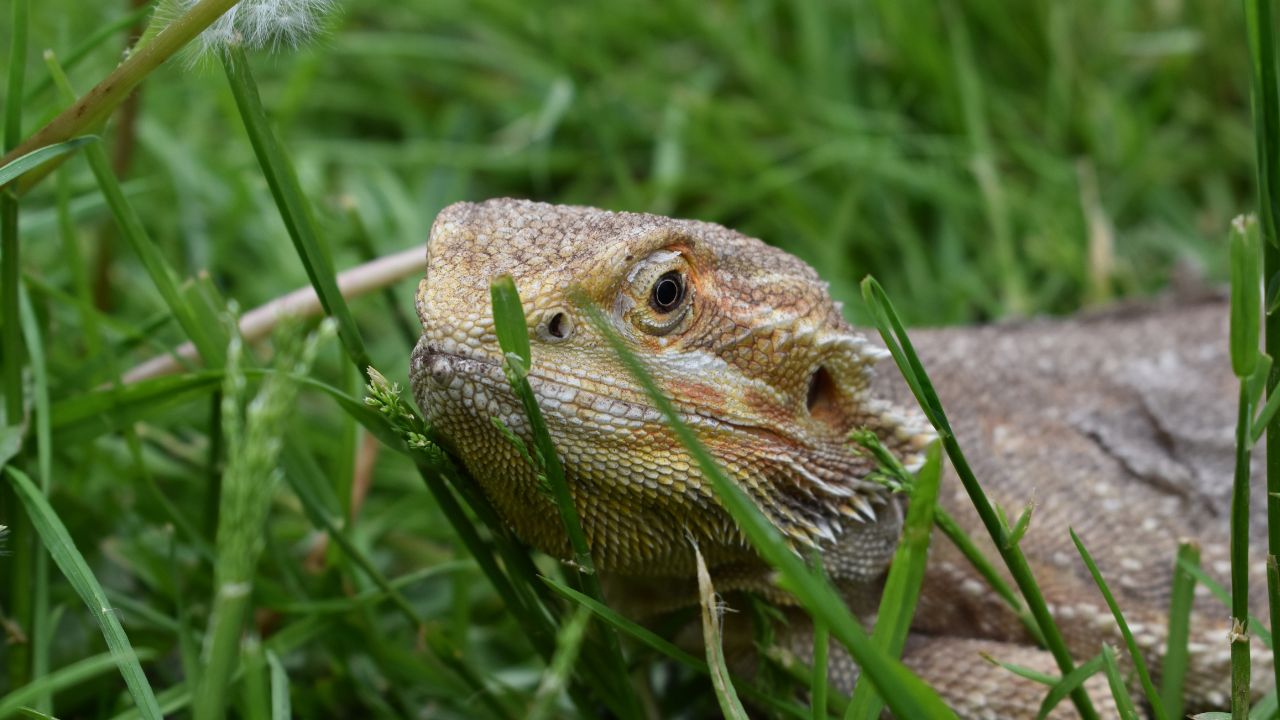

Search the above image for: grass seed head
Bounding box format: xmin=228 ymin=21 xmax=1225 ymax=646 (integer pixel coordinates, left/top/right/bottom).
xmin=182 ymin=0 xmax=336 ymax=57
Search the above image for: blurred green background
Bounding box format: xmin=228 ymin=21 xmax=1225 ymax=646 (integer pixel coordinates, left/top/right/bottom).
xmin=0 ymin=0 xmax=1256 ymax=717
xmin=18 ymin=0 xmax=1250 ymax=328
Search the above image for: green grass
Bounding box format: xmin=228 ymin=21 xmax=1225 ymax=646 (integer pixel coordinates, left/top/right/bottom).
xmin=0 ymin=0 xmax=1270 ymax=718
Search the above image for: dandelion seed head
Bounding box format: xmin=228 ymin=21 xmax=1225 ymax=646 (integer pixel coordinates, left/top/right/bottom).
xmin=186 ymin=0 xmax=336 ymax=56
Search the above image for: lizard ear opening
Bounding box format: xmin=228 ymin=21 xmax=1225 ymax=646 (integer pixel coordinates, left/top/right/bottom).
xmin=806 ymin=365 xmax=841 ymax=428
xmin=537 ymin=310 xmax=574 ymax=343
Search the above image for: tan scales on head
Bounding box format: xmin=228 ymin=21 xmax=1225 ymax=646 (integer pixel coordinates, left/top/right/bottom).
xmin=411 ymin=198 xmax=931 ymax=577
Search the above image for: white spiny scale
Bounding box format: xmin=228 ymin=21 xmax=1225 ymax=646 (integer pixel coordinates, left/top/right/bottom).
xmin=849 ymin=494 xmax=878 ymax=523
xmin=779 ymin=456 xmax=854 ymax=497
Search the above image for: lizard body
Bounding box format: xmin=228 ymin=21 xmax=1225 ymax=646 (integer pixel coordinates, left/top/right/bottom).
xmin=410 ymin=198 xmax=1265 ymax=717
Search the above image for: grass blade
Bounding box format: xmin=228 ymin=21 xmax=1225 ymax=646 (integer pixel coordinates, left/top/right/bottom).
xmin=16 ymin=283 xmax=52 ymax=711
xmin=0 ymin=650 xmax=158 ymax=719
xmin=860 ymin=275 xmax=1098 ymax=720
xmin=845 ymin=441 xmax=942 ymax=718
xmin=1177 ymin=558 xmax=1273 ymax=650
xmin=1069 ymin=529 xmax=1167 ymax=719
xmin=51 ymin=372 xmax=223 ymax=444
xmin=1231 ymin=379 xmax=1254 ymax=715
xmin=541 ymin=577 xmax=810 ymax=720
xmin=1162 ymin=541 xmax=1200 ymax=719
xmin=0 ymin=136 xmax=96 ymax=187
xmin=695 ymin=545 xmax=750 ymax=720
xmin=1232 ymin=216 xmax=1262 ymax=379
xmin=1100 ymin=644 xmax=1140 ymax=720
xmin=44 ymin=51 xmax=224 ymax=367
xmin=527 ymin=606 xmax=592 ymax=720
xmin=241 ymin=636 xmax=269 ymax=720
xmin=220 ymin=44 xmax=371 ymax=377
xmin=4 ymin=467 xmax=163 ymax=719
xmin=981 ymin=655 xmax=1058 ymax=686
xmin=23 ymin=2 xmax=155 ymax=102
xmin=812 ymin=618 xmax=829 ymax=720
xmin=1036 ymin=652 xmax=1105 ymax=720
xmin=1243 ymin=0 xmax=1280 ymax=705
xmin=1 ymin=0 xmax=31 ymax=693
xmin=579 ymin=298 xmax=958 ymax=720
xmin=266 ymin=651 xmax=290 ymax=720
xmin=1252 ymin=380 xmax=1280 ymax=445
xmin=193 ymin=321 xmax=328 ymax=720
xmin=489 ymin=276 xmax=643 ymax=720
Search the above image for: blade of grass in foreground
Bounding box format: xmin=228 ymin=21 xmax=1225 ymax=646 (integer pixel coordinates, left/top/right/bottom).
xmin=17 ymin=283 xmax=52 ymax=711
xmin=221 ymin=43 xmax=371 ymax=377
xmin=811 ymin=617 xmax=830 ymax=720
xmin=860 ymin=276 xmax=1098 ymax=720
xmin=541 ymin=577 xmax=811 ymax=720
xmin=695 ymin=545 xmax=751 ymax=720
xmin=0 ymin=650 xmax=158 ymax=719
xmin=267 ymin=651 xmax=290 ymax=720
xmin=489 ymin=276 xmax=643 ymax=720
xmin=1229 ymin=216 xmax=1261 ymax=717
xmin=223 ymin=53 xmax=556 ymax=714
xmin=1 ymin=0 xmax=31 ymax=695
xmin=4 ymin=467 xmax=163 ymax=720
xmin=1243 ymin=0 xmax=1280 ymax=704
xmin=859 ymin=428 xmax=1039 ymax=643
xmin=1036 ymin=652 xmax=1105 ymax=720
xmin=1 ymin=0 xmax=27 ymax=423
xmin=0 ymin=136 xmax=97 ymax=187
xmin=194 ymin=321 xmax=329 ymax=720
xmin=527 ymin=606 xmax=592 ymax=720
xmin=579 ymin=298 xmax=958 ymax=720
xmin=1069 ymin=529 xmax=1167 ymax=720
xmin=1099 ymin=645 xmax=1140 ymax=720
xmin=845 ymin=442 xmax=942 ymax=719
xmin=1176 ymin=559 xmax=1274 ymax=650
xmin=44 ymin=52 xmax=224 ymax=367
xmin=1160 ymin=541 xmax=1199 ymax=720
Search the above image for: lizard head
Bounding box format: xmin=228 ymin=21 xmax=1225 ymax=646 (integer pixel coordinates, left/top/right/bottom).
xmin=411 ymin=198 xmax=932 ymax=579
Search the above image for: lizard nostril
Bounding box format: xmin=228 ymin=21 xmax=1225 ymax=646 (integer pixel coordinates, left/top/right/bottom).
xmin=806 ymin=365 xmax=841 ymax=428
xmin=538 ymin=311 xmax=573 ymax=342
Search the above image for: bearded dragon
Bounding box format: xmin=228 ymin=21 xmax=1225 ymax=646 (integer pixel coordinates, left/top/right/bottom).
xmin=410 ymin=198 xmax=1266 ymax=717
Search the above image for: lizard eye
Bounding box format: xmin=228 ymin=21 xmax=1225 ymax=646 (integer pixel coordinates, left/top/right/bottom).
xmin=650 ymin=271 xmax=685 ymax=313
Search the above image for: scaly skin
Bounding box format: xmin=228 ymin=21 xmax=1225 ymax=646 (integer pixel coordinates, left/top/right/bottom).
xmin=410 ymin=198 xmax=1266 ymax=717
